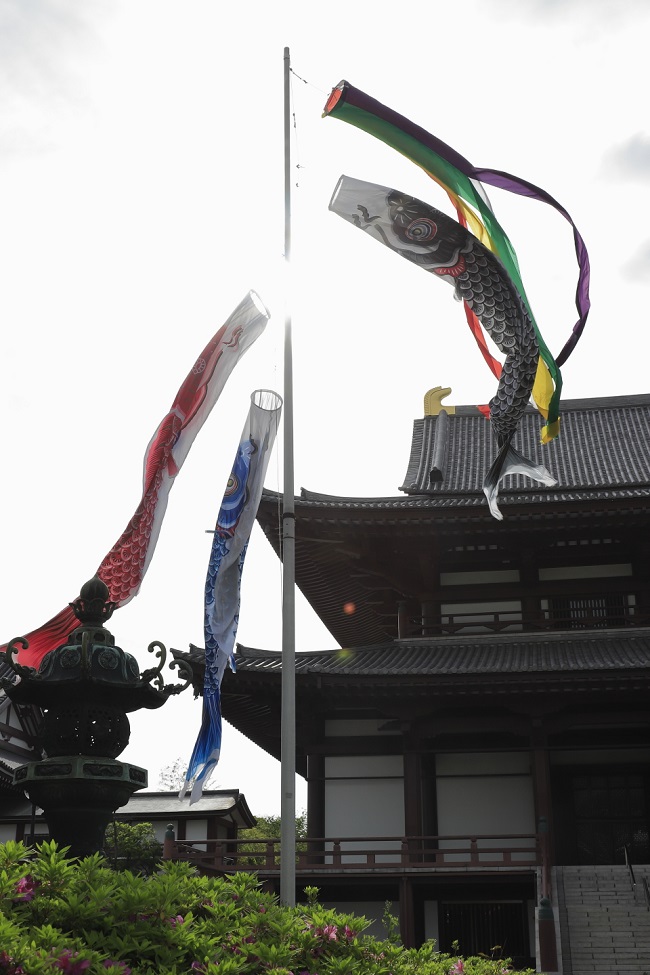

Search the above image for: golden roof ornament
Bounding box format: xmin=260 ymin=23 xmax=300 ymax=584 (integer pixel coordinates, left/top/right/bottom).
xmin=424 ymin=386 xmax=455 ymax=416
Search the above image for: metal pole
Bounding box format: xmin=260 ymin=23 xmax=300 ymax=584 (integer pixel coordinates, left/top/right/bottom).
xmin=279 ymin=44 xmax=296 ymax=907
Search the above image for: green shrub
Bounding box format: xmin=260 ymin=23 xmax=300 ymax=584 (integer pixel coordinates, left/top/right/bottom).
xmin=0 ymin=840 xmax=537 ymax=974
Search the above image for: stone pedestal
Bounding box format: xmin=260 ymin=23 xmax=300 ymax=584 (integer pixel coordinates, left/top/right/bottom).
xmin=14 ymin=756 xmax=147 ymax=859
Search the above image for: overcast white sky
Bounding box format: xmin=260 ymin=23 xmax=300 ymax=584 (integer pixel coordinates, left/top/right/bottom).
xmin=1 ymin=0 xmax=649 ymax=817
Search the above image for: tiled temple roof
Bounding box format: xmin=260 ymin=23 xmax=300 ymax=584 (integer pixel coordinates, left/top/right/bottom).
xmin=257 ymin=395 xmax=650 ymax=523
xmin=235 ymin=628 xmax=650 ymax=679
xmin=253 ymin=394 xmax=650 ymax=648
xmin=219 ymin=631 xmax=650 ymax=765
xmin=399 ymin=394 xmax=650 ymax=503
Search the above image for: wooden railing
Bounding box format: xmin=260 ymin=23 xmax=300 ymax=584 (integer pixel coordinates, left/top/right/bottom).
xmin=406 ymin=603 xmax=646 ymax=638
xmin=164 ymin=832 xmax=540 ymax=875
xmin=624 ymin=843 xmax=650 ymax=910
xmin=624 ymin=843 xmax=637 ymax=891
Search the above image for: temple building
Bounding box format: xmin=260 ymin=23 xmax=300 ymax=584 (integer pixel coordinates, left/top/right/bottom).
xmin=218 ymin=390 xmax=650 ymax=972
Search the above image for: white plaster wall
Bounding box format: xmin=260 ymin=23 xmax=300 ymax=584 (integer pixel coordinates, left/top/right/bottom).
xmin=440 ymin=569 xmax=520 ymax=586
xmin=324 ymin=755 xmax=404 ymax=862
xmin=539 ymin=562 xmax=632 ymax=580
xmin=437 ymin=753 xmax=530 ymax=775
xmin=326 ymin=755 xmax=404 ymax=778
xmin=440 ymin=600 xmax=521 ymax=616
xmin=325 ymin=719 xmax=400 ymax=737
xmin=436 ymin=753 xmax=535 ymax=864
xmin=423 ymin=900 xmax=439 ymax=944
xmin=0 ymin=824 xmax=16 ymax=842
xmin=551 ymin=747 xmax=650 ymax=766
xmin=150 ymin=820 xmax=176 ymax=842
xmin=185 ymin=818 xmax=208 ymax=840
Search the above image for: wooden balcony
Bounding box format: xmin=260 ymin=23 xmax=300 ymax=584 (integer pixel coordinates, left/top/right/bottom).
xmin=403 ymin=601 xmax=646 ymax=638
xmin=163 ymin=832 xmax=541 ymax=879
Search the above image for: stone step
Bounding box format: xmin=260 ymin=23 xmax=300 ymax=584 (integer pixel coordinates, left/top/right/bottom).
xmin=555 ymin=865 xmax=650 ymax=974
xmin=568 ymin=968 xmax=650 ymax=975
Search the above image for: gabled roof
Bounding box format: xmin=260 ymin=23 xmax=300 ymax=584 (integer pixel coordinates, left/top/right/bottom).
xmin=116 ymin=789 xmax=256 ymax=828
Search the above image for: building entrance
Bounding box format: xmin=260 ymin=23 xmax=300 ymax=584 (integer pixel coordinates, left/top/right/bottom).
xmin=438 ymin=901 xmax=530 ymax=965
xmin=553 ymin=767 xmax=650 ymax=864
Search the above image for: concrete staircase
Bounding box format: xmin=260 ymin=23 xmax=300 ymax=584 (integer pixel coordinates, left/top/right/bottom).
xmin=554 ymin=865 xmax=650 ymax=975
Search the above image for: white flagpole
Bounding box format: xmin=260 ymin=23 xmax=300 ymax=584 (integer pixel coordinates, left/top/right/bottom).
xmin=279 ymin=45 xmax=296 ymax=907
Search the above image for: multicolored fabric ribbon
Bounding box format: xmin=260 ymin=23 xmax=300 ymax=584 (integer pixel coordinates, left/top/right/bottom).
xmin=8 ymin=291 xmax=270 ymax=669
xmin=323 ymin=80 xmax=591 ymax=443
xmin=181 ymin=388 xmax=282 ymax=803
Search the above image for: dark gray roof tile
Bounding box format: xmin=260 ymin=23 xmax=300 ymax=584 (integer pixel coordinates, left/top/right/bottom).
xmin=400 ymin=394 xmax=650 ymax=498
xmin=236 ymin=628 xmax=650 ymax=679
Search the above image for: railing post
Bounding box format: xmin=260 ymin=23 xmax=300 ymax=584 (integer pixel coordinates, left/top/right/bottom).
xmin=307 ymin=836 xmax=324 ymax=866
xmin=332 ymin=840 xmax=341 ymax=867
xmin=163 ymin=823 xmax=176 ymax=860
xmin=265 ymin=841 xmax=275 ymax=869
xmin=397 ymin=600 xmax=409 ymax=639
xmin=470 ymin=837 xmax=478 ymax=865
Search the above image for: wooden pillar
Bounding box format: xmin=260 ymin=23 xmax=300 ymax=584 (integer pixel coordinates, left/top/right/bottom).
xmin=520 ymin=547 xmax=540 ymax=629
xmin=538 ymin=897 xmax=559 ymax=973
xmin=531 ymin=720 xmax=555 ymax=895
xmin=403 ymin=730 xmax=423 ymax=866
xmin=399 ymin=876 xmax=416 ymax=948
xmin=306 ymin=753 xmax=325 ymax=862
xmin=632 ymin=540 xmax=650 ymax=620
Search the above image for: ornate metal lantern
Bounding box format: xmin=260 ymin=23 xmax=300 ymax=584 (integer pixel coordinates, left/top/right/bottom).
xmin=0 ymin=577 xmax=192 ymax=857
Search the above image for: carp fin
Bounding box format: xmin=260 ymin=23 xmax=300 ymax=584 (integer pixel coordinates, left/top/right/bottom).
xmin=483 ymin=440 xmax=557 ymax=521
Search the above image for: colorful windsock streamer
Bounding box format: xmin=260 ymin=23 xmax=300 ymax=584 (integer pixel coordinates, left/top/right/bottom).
xmin=323 ymin=80 xmax=591 ymax=442
xmin=329 ymin=175 xmax=557 ymax=519
xmin=181 ymin=389 xmax=282 ymax=803
xmin=9 ymin=291 xmax=270 ymax=669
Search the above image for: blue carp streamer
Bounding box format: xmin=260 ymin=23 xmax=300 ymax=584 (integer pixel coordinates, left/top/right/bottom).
xmin=181 ymin=389 xmax=282 ymax=802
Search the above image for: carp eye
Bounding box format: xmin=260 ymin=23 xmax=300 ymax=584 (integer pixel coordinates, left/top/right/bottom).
xmin=406 ymin=218 xmax=437 ymax=242
xmin=224 ymin=473 xmax=241 ymax=497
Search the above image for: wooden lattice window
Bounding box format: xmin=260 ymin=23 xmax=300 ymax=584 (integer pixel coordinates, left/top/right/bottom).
xmin=547 ymin=592 xmax=628 ymax=629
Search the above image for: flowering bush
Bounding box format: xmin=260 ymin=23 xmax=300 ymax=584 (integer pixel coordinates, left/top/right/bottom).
xmin=0 ymin=840 xmax=537 ymax=974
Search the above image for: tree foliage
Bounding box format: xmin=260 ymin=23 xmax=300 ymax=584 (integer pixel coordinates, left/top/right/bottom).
xmin=0 ymin=839 xmax=537 ymax=975
xmin=103 ymin=823 xmax=162 ymax=875
xmin=157 ymin=757 xmax=200 ymax=792
xmin=237 ymin=811 xmax=308 ymax=867
xmin=241 ymin=810 xmax=307 ymax=840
